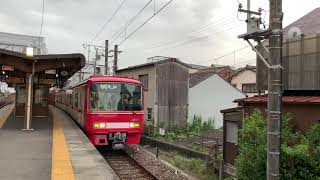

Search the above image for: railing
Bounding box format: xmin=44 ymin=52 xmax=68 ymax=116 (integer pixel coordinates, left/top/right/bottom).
xmin=0 ymin=93 xmax=15 ymax=108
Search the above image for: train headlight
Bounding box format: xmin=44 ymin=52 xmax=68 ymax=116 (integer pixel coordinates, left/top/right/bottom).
xmin=130 ymin=122 xmax=140 ymax=128
xmin=93 ymin=123 xmax=106 ymax=129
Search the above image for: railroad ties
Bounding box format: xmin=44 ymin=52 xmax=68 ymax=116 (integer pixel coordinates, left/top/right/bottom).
xmin=103 ymin=150 xmax=158 ymax=180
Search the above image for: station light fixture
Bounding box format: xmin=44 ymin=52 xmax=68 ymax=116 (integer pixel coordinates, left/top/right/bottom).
xmin=26 ymin=47 xmax=34 ymax=57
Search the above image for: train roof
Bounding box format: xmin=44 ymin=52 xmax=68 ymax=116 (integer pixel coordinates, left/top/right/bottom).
xmin=70 ymin=75 xmax=142 ymax=88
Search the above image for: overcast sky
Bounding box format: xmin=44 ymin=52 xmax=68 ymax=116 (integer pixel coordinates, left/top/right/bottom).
xmin=1 ymin=0 xmax=320 ymax=69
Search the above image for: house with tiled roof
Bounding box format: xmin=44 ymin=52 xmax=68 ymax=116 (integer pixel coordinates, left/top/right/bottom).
xmin=188 ymin=69 xmax=245 ymax=128
xmin=228 ymin=65 xmax=260 ymax=97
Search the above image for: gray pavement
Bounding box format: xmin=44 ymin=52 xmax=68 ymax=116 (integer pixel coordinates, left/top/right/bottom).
xmin=50 ymin=106 xmax=119 ymax=180
xmin=0 ymin=116 xmax=52 ymax=180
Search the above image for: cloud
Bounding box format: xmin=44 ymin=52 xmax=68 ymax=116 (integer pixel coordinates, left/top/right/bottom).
xmin=0 ymin=0 xmax=320 ymax=69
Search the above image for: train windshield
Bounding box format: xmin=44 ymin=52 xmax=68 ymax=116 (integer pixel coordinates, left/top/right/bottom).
xmin=89 ymin=83 xmax=142 ymax=112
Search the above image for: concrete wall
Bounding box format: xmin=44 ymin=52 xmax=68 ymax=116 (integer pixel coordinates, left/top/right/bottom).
xmin=116 ymin=65 xmax=156 ymax=126
xmin=231 ymin=70 xmax=257 ymax=97
xmin=189 ymin=74 xmax=245 ymax=128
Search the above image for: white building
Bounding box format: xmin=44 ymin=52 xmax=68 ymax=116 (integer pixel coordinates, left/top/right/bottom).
xmin=0 ymin=32 xmax=47 ymax=55
xmin=188 ymin=69 xmax=246 ymax=128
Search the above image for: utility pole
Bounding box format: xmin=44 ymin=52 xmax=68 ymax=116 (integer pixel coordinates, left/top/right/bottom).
xmin=237 ymin=0 xmax=283 ymax=179
xmin=105 ymin=40 xmax=109 ymax=75
xmin=93 ymin=47 xmax=98 ymax=74
xmin=113 ymin=45 xmax=118 ymax=74
xmin=267 ymin=0 xmax=283 ymax=179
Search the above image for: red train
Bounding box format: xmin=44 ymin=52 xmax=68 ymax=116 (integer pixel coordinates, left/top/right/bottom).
xmin=50 ymin=75 xmax=144 ymax=146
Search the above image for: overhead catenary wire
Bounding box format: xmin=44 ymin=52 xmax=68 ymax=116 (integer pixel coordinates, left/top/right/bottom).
xmin=110 ymin=0 xmax=153 ymax=44
xmin=118 ymin=0 xmax=174 ymax=46
xmin=90 ymin=0 xmax=128 ymax=43
xmin=121 ymin=14 xmax=237 ymax=52
xmin=195 ymin=46 xmax=250 ymax=64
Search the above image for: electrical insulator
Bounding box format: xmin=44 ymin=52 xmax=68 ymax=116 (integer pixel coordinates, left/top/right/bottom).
xmin=238 ymin=3 xmax=243 ymax=10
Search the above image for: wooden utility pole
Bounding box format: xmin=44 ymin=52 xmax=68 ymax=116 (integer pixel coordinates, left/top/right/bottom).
xmin=105 ymin=40 xmax=109 ymax=75
xmin=267 ymin=0 xmax=283 ymax=179
xmin=113 ymin=45 xmax=118 ymax=74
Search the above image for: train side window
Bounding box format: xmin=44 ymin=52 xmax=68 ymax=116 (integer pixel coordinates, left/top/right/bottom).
xmin=70 ymin=94 xmax=72 ymax=106
xmin=75 ymin=92 xmax=79 ymax=109
xmin=147 ymin=108 xmax=152 ymax=121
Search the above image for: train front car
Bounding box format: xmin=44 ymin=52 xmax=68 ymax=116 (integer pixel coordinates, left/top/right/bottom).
xmin=85 ymin=76 xmax=144 ymax=147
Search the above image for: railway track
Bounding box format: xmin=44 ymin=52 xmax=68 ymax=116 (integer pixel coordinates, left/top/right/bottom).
xmin=102 ymin=150 xmax=158 ymax=180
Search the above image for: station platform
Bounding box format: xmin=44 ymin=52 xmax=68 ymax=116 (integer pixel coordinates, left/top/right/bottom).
xmin=0 ymin=104 xmax=118 ymax=180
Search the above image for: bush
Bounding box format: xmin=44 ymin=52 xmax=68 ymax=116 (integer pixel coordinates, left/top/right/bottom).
xmin=235 ymin=111 xmax=267 ymax=180
xmin=235 ymin=110 xmax=320 ymax=179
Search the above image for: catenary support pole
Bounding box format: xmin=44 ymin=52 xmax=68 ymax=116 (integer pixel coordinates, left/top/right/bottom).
xmin=267 ymin=0 xmax=283 ymax=179
xmin=105 ymin=40 xmax=109 ymax=75
xmin=113 ymin=45 xmax=118 ymax=74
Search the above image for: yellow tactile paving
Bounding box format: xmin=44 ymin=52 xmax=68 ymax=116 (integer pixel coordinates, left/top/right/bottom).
xmin=0 ymin=104 xmax=14 ymax=128
xmin=51 ymin=109 xmax=75 ymax=180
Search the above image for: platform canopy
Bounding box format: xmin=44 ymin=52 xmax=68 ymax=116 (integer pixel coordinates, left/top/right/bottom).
xmin=0 ymin=49 xmax=85 ymax=87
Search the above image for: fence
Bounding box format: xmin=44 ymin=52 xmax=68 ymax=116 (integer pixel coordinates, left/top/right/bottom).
xmin=143 ymin=125 xmax=223 ymax=157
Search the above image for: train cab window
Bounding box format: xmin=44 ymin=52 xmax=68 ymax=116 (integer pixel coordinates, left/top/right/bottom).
xmin=90 ymin=83 xmax=142 ymax=112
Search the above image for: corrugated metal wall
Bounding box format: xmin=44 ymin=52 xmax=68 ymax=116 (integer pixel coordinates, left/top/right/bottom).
xmin=155 ymin=62 xmax=189 ymax=128
xmin=257 ymin=34 xmax=320 ymax=90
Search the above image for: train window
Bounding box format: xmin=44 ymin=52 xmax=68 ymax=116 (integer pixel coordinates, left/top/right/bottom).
xmin=74 ymin=92 xmax=79 ymax=108
xmin=89 ymin=83 xmax=142 ymax=112
xmin=147 ymin=108 xmax=152 ymax=120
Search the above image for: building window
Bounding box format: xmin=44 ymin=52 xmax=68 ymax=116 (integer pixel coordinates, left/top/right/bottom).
xmin=242 ymin=83 xmax=257 ymax=93
xmin=139 ymin=74 xmax=148 ymax=91
xmin=226 ymin=122 xmax=238 ymax=144
xmin=147 ymin=108 xmax=152 ymax=120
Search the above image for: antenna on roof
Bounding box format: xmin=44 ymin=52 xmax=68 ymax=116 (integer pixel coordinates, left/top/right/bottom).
xmin=287 ymin=27 xmax=302 ymax=39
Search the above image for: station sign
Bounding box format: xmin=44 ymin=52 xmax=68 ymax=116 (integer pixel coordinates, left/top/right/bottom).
xmin=45 ymin=69 xmax=56 ymax=74
xmin=39 ymin=78 xmax=55 ymax=85
xmin=6 ymin=77 xmax=25 ymax=84
xmin=2 ymin=65 xmax=14 ymax=71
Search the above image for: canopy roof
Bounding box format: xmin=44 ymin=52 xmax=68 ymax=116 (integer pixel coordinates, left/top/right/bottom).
xmin=0 ymin=49 xmax=85 ymax=84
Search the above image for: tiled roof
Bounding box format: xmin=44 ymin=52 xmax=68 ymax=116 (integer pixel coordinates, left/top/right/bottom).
xmin=188 ymin=63 xmax=209 ymax=69
xmin=116 ymin=58 xmax=191 ymax=72
xmin=189 ymin=69 xmax=216 ymax=88
xmin=234 ymin=95 xmax=320 ymax=104
xmin=228 ymin=65 xmax=256 ymax=81
xmin=284 ymin=7 xmax=320 ymax=39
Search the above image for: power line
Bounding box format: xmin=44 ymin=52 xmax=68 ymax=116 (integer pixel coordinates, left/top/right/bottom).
xmin=39 ymin=0 xmax=45 ymax=37
xmin=124 ymin=21 xmax=237 ymax=52
xmin=196 ymin=46 xmax=250 ymax=64
xmin=118 ymin=0 xmax=174 ymax=46
xmin=90 ymin=0 xmax=128 ymax=43
xmin=110 ymin=0 xmax=153 ymax=44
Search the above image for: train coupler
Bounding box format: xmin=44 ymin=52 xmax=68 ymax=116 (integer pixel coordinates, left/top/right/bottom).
xmin=109 ymin=132 xmax=127 ymax=144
